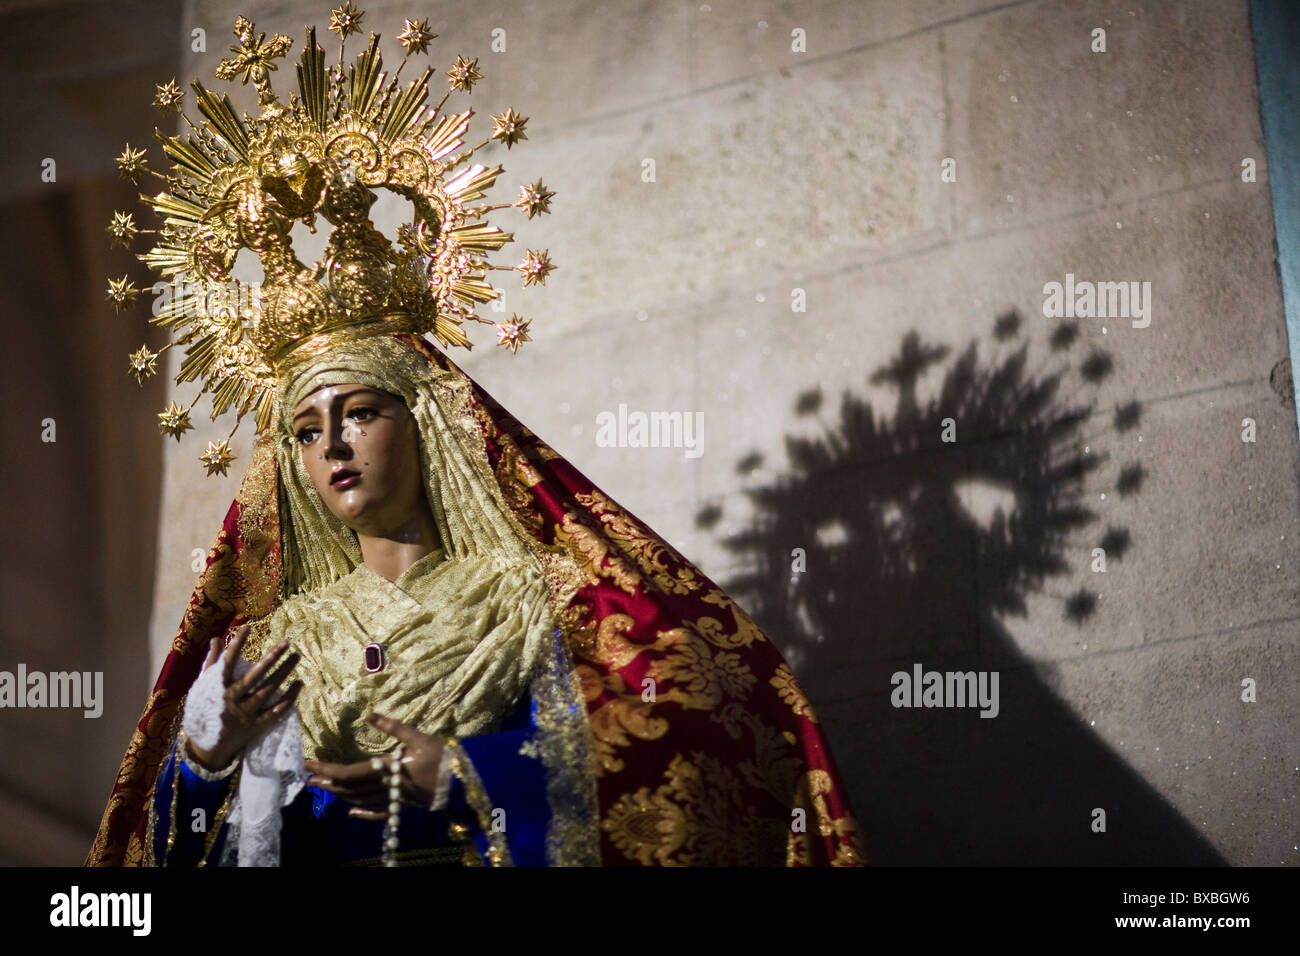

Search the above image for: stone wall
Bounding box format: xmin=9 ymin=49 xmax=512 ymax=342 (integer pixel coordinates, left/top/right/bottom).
xmin=132 ymin=0 xmax=1300 ymax=864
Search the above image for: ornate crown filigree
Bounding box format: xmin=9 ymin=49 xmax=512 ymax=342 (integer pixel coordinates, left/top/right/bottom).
xmin=107 ymin=6 xmax=556 ymax=476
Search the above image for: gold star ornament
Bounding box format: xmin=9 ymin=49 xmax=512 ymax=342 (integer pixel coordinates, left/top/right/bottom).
xmin=153 ymin=79 xmax=184 ymax=113
xmin=446 ymin=55 xmax=482 ymax=93
xmin=127 ymin=346 xmax=159 ymax=383
xmin=200 ymin=440 xmax=237 ymax=477
xmin=157 ymin=401 xmax=194 ymax=440
xmin=491 ymin=108 xmax=528 ymax=149
xmin=328 ymin=2 xmax=365 ymax=40
xmin=397 ymin=18 xmax=436 ymax=55
xmin=115 ymin=144 xmax=149 ymax=183
xmin=106 ymin=212 xmax=138 ymax=248
xmin=517 ymin=180 xmax=555 ymax=219
xmin=107 ymin=276 xmax=141 ymax=310
xmin=517 ymin=248 xmax=555 ymax=286
xmin=495 ymin=316 xmax=533 ymax=353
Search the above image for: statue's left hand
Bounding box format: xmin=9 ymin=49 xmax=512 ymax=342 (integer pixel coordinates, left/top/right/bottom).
xmin=304 ymin=713 xmax=445 ymax=819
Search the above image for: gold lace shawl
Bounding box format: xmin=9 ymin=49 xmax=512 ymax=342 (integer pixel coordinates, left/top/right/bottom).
xmin=270 ymin=544 xmax=555 ymax=762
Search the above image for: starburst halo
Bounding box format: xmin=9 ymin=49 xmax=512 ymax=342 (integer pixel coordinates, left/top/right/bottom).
xmin=103 ymin=8 xmax=558 ymax=476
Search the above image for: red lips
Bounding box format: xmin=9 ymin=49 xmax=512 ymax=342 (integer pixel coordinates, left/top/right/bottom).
xmin=330 ymin=468 xmax=360 ymax=489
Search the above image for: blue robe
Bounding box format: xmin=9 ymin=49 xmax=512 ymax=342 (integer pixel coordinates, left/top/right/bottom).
xmin=150 ymin=693 xmax=549 ymax=866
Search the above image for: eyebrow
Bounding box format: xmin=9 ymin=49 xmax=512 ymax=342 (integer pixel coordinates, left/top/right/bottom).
xmin=292 ymin=386 xmax=386 ymax=423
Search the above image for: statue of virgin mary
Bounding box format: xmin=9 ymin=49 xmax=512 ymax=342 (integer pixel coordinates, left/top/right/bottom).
xmin=84 ymin=8 xmax=862 ymax=867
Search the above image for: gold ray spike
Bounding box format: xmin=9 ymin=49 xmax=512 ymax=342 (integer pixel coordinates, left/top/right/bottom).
xmin=158 ymin=133 xmax=218 ymax=181
xmin=297 ymin=27 xmax=329 ymax=130
xmin=445 ymin=163 xmax=503 ymax=202
xmin=381 ymin=67 xmax=434 ymax=143
xmin=424 ymin=109 xmax=472 ymax=162
xmin=448 ymin=222 xmax=514 ymax=253
xmin=450 ymin=275 xmax=500 ymax=304
xmin=146 ymin=190 xmax=207 ymax=225
xmin=190 ymin=81 xmax=250 ymax=159
xmin=138 ymin=244 xmax=190 ymax=277
xmin=347 ymin=33 xmax=385 ymax=116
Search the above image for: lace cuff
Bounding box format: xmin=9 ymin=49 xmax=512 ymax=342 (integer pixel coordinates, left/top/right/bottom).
xmin=429 ymin=743 xmax=454 ymax=811
xmin=182 ymin=650 xmax=307 ymax=866
xmin=177 ymin=729 xmax=240 ymax=781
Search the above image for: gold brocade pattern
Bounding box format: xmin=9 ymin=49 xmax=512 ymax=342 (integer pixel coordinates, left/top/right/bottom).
xmin=646 ymin=626 xmax=756 ymax=710
xmin=572 ymin=612 xmax=643 ymax=671
xmin=232 ymin=437 xmax=282 ymax=624
xmin=570 ymin=613 xmax=671 ymax=778
xmin=583 ymin=592 xmax=859 ymax=867
xmin=476 ymin=404 xmax=545 ymax=539
xmin=575 ymin=665 xmax=669 ymax=776
xmin=575 ymin=490 xmax=702 ymax=595
xmin=602 ymin=752 xmax=787 ymax=866
xmin=87 ymin=688 xmax=176 ymax=866
xmin=176 ymin=536 xmax=238 ymax=656
xmin=795 ymin=770 xmax=864 ymax=867
xmin=553 ymin=510 xmax=642 ymax=594
xmin=771 ymin=663 xmax=819 ymax=723
xmin=694 ymin=589 xmax=768 ymax=647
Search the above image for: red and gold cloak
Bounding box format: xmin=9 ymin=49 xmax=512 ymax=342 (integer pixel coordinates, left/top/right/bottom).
xmin=86 ymin=335 xmax=863 ymax=866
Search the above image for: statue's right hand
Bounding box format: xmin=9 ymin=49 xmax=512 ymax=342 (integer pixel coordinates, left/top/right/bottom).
xmin=185 ymin=624 xmax=303 ymax=773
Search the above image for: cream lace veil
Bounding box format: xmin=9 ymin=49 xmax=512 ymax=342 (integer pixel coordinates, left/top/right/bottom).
xmin=269 ymin=335 xmax=567 ymax=746
xmin=274 ymin=334 xmax=545 ymax=592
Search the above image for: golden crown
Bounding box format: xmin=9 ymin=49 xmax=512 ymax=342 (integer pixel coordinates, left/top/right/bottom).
xmin=107 ymin=5 xmax=556 ymax=476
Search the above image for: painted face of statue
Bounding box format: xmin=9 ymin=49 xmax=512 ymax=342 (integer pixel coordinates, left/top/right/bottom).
xmin=291 ymin=383 xmax=425 ymax=536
